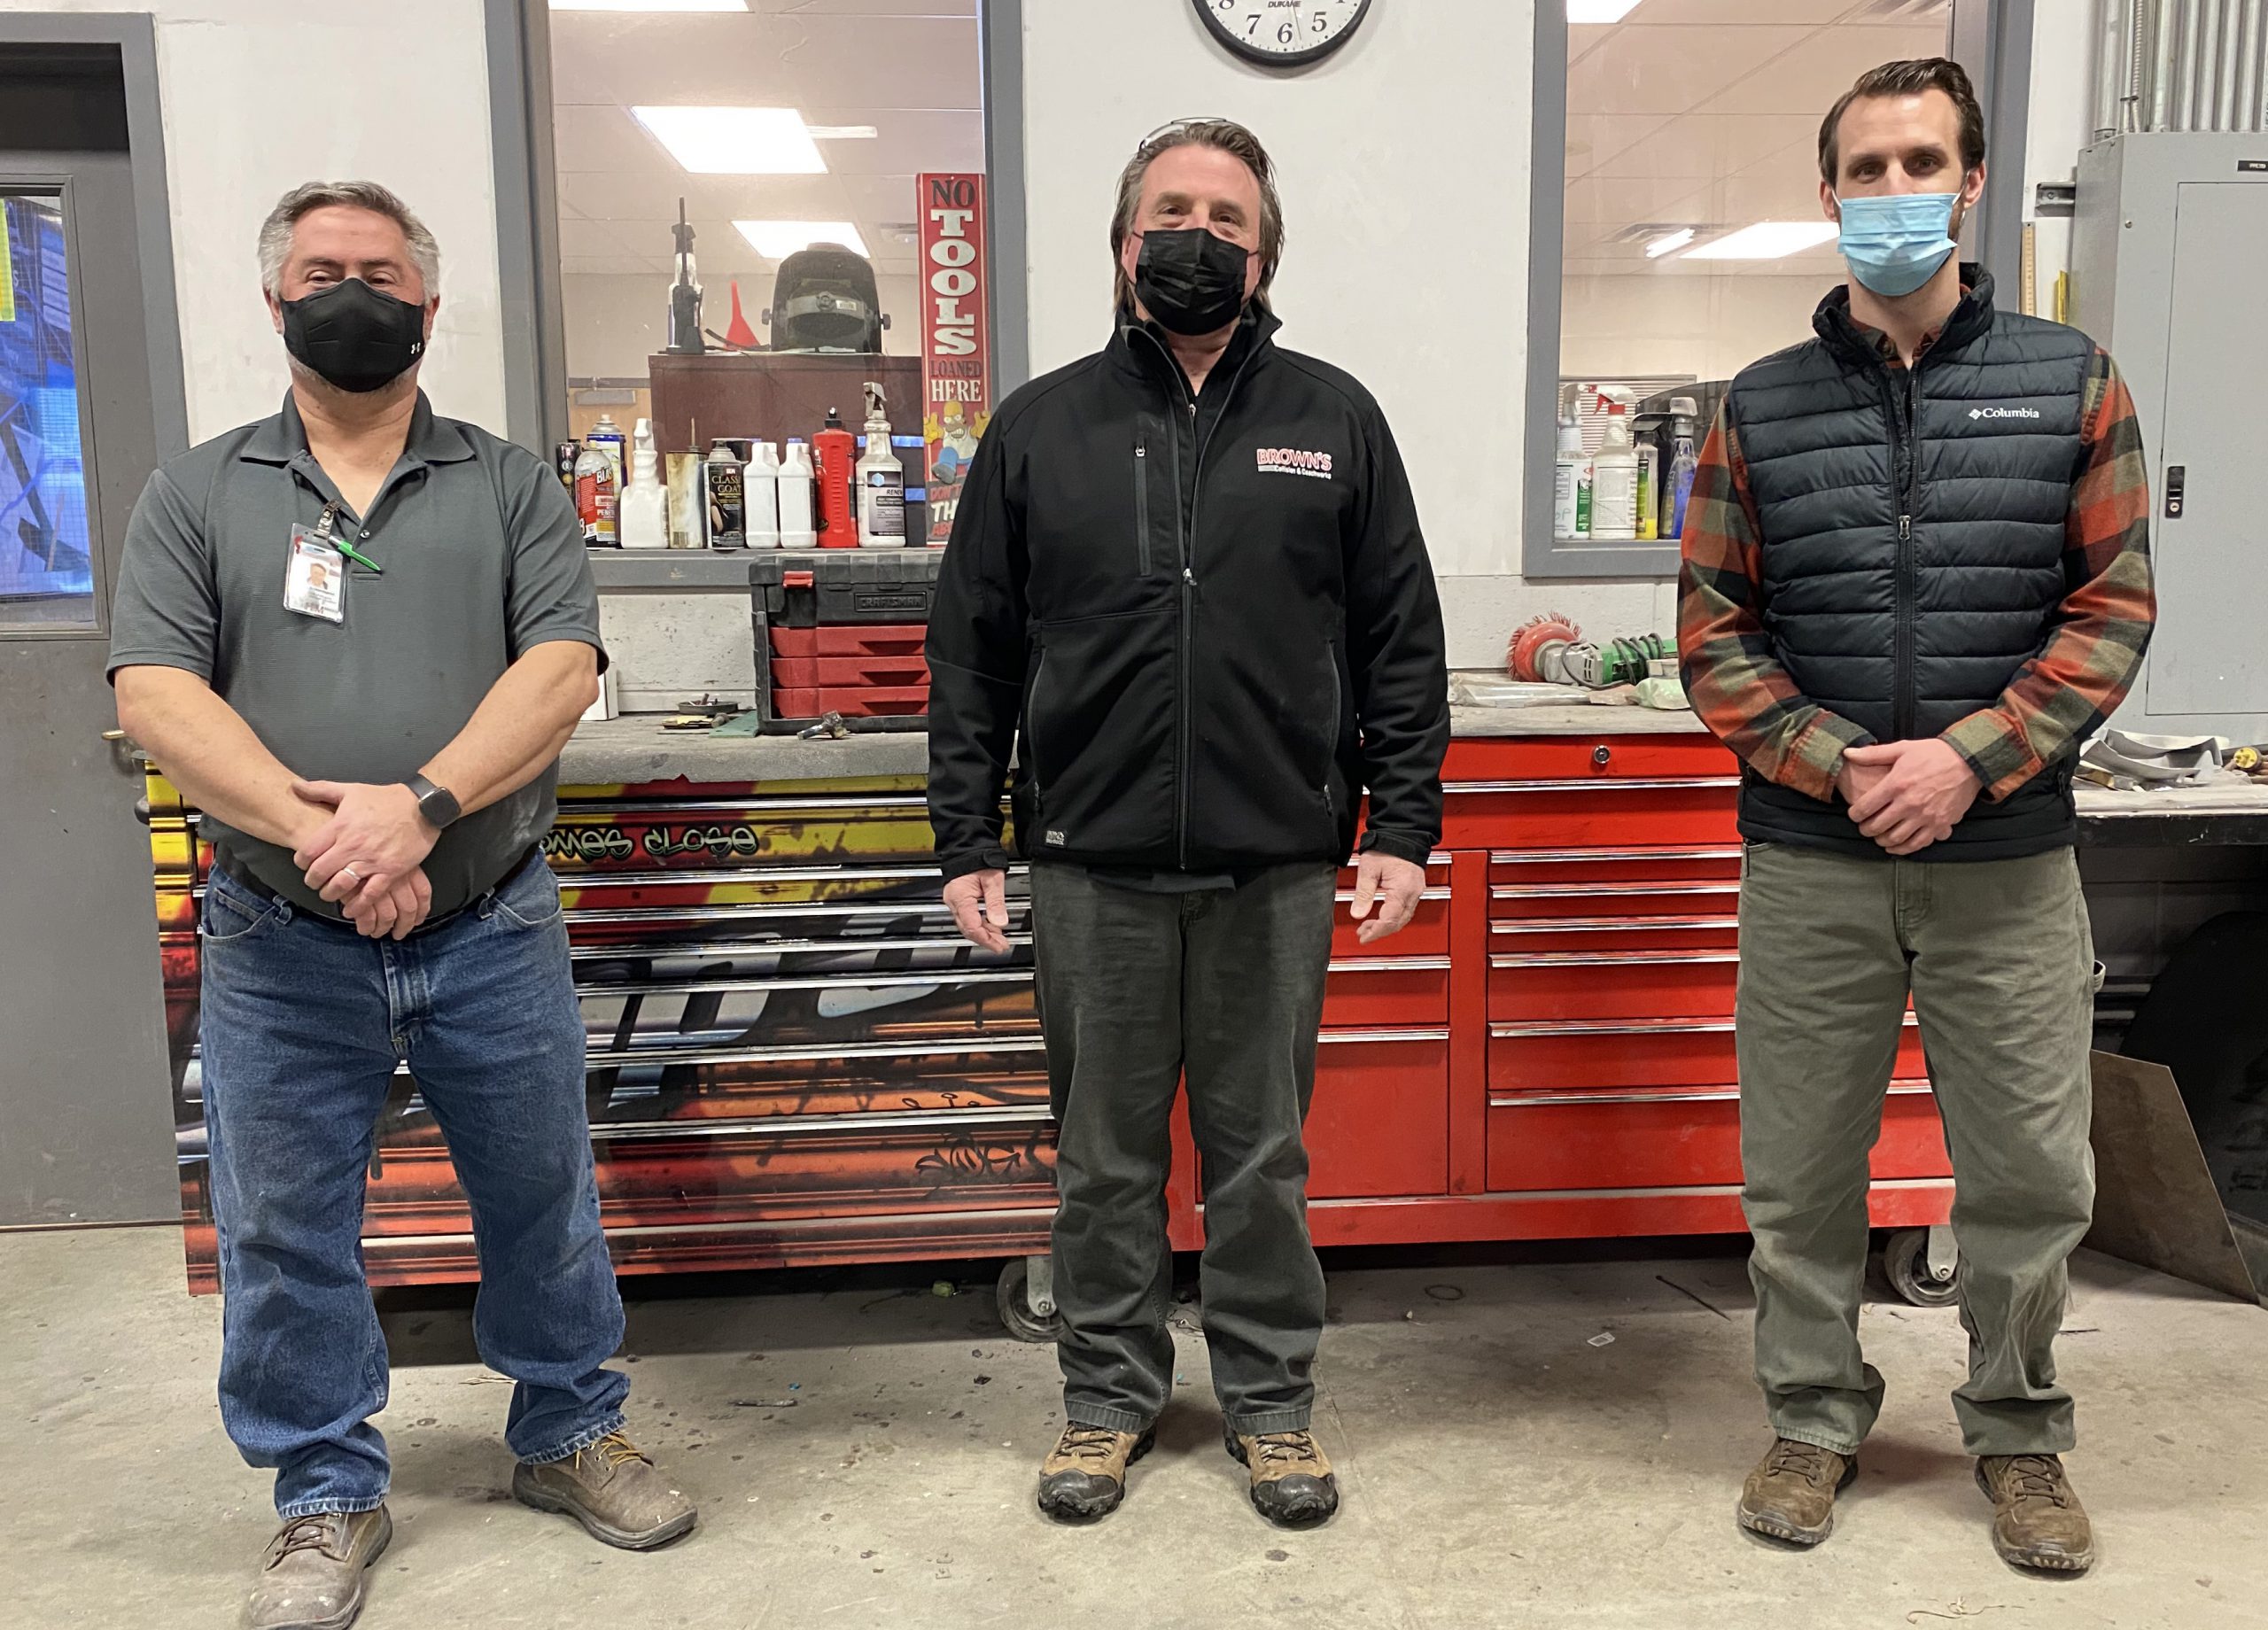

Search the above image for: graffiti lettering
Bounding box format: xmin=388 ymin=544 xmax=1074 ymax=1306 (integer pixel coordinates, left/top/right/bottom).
xmin=916 ymin=1129 xmax=1046 ymax=1188
xmin=643 ymin=824 xmax=765 ymax=861
xmin=543 ymin=826 xmax=635 ymax=864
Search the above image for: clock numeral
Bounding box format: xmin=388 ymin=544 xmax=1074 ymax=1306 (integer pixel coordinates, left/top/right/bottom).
xmin=1247 ymin=14 xmax=1259 ymax=35
xmin=1315 ymin=11 xmax=1330 ymax=31
xmin=1278 ymin=19 xmax=1294 ymax=43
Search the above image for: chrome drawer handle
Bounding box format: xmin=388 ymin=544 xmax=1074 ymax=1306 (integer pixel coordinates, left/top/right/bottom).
xmin=1487 ymin=1082 xmax=1934 ymax=1108
xmin=1446 ymin=777 xmax=1742 ymax=793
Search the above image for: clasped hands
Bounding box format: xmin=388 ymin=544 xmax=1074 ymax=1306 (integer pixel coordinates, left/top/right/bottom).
xmin=1836 ymin=737 xmax=1980 ymax=856
xmin=290 ymin=779 xmax=441 ymax=940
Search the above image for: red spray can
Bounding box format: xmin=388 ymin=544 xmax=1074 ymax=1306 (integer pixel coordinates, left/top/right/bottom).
xmin=814 ymin=407 xmax=858 ymax=547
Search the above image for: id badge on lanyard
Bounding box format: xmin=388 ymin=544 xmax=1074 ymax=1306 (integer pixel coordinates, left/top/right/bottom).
xmin=284 ymin=501 xmax=348 ymax=624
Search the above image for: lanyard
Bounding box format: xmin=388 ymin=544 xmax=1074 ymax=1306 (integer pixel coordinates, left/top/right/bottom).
xmin=313 ymin=500 xmax=383 ymax=573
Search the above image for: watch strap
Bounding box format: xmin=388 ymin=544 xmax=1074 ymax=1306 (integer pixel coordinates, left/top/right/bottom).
xmin=407 ymin=772 xmax=462 ymax=829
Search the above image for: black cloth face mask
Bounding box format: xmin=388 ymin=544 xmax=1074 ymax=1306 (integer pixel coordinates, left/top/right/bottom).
xmin=1133 ymin=228 xmax=1250 ymax=336
xmin=281 ymin=278 xmax=427 ymax=393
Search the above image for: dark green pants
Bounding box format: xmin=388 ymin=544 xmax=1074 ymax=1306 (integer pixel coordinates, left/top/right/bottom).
xmin=1029 ymin=861 xmax=1335 ymax=1435
xmin=1736 ymin=842 xmax=2097 ymax=1458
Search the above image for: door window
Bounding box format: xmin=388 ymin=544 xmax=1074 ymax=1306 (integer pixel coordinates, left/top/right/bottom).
xmin=0 ymin=190 xmax=96 ymax=632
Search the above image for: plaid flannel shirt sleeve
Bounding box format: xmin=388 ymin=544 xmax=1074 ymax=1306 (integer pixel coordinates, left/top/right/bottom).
xmin=1675 ymin=409 xmax=1875 ymax=802
xmin=1939 ymin=349 xmax=2157 ymax=801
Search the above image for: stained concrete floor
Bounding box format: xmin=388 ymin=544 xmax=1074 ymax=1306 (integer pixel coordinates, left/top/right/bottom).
xmin=5 ymin=1229 xmax=2264 ymax=1630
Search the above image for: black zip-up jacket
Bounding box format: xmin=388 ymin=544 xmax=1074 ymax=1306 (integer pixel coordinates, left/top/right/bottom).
xmin=926 ymin=306 xmax=1449 ymax=882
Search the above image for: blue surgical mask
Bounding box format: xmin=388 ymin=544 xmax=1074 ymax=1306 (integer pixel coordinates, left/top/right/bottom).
xmin=1835 ymin=190 xmax=1959 ymax=298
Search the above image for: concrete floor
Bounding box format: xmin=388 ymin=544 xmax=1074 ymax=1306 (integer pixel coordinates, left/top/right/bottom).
xmin=5 ymin=1230 xmax=2264 ymax=1630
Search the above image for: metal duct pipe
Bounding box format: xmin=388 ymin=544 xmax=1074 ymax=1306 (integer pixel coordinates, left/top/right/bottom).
xmin=2194 ymin=0 xmax=2224 ymax=128
xmin=2151 ymin=0 xmax=2182 ymax=128
xmin=2212 ymin=0 xmax=2241 ymax=128
xmin=2241 ymin=0 xmax=2266 ymax=130
xmin=2099 ymin=0 xmax=2133 ymax=137
xmin=2174 ymin=0 xmax=2202 ymax=127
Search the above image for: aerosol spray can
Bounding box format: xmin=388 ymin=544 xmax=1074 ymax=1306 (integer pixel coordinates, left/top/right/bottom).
xmin=572 ymin=441 xmax=617 ymax=547
xmin=555 ymin=439 xmax=581 ymax=495
xmin=586 ymin=414 xmax=627 ymax=497
xmin=703 ymin=438 xmax=746 ymax=549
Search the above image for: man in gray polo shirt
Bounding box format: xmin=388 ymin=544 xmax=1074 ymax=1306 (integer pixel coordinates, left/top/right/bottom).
xmin=109 ymin=182 xmax=695 ymax=1630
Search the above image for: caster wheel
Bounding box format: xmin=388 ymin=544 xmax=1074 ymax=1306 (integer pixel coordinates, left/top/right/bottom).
xmin=1883 ymin=1227 xmax=1961 ymax=1308
xmin=996 ymin=1255 xmax=1064 ymax=1343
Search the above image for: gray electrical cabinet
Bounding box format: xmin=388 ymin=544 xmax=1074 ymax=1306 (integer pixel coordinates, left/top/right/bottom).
xmin=2072 ymin=133 xmax=2268 ymax=742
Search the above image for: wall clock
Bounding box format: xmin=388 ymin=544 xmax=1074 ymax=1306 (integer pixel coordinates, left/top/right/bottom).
xmin=1193 ymin=0 xmax=1372 ymax=68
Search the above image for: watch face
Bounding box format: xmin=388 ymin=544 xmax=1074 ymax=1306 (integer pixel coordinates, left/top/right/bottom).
xmin=1195 ymin=0 xmax=1372 ymax=67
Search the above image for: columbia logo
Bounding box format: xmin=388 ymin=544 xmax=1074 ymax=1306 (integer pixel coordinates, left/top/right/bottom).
xmin=1044 ymin=829 xmax=1067 ymax=847
xmin=1969 ymin=406 xmax=2040 ymax=420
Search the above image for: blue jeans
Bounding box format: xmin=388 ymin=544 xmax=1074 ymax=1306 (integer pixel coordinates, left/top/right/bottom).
xmin=198 ymin=853 xmax=628 ymax=1518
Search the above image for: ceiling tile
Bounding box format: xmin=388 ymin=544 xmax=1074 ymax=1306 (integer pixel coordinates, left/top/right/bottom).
xmin=1593 ymin=113 xmax=1821 ymax=180
xmin=1689 ymin=19 xmax=1949 ymax=115
xmin=1566 ymin=25 xmax=1812 ymax=119
xmin=1565 ymin=113 xmax=1674 ymax=176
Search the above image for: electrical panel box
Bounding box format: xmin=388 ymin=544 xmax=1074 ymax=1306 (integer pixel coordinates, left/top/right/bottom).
xmin=2072 ymin=133 xmax=2268 ymax=743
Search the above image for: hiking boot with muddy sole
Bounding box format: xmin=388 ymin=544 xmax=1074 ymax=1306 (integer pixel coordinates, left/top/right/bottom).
xmin=1738 ymin=1438 xmax=1857 ymax=1547
xmin=1037 ymin=1424 xmax=1155 ymax=1522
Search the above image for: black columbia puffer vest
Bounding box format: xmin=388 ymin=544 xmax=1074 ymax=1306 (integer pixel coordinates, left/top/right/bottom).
xmin=1728 ymin=268 xmax=2093 ymax=861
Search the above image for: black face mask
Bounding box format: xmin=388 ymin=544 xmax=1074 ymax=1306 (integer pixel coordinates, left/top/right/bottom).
xmin=280 ymin=278 xmax=427 ymax=393
xmin=1133 ymin=229 xmax=1250 ymax=336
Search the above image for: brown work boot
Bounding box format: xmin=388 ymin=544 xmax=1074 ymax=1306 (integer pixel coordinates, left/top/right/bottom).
xmin=1737 ymin=1437 xmax=1857 ymax=1546
xmin=1037 ymin=1423 xmax=1154 ymax=1522
xmin=246 ymin=1507 xmax=392 ymax=1630
xmin=512 ymin=1430 xmax=697 ymax=1550
xmin=1977 ymin=1454 xmax=2095 ymax=1573
xmin=1225 ymin=1427 xmax=1340 ymax=1527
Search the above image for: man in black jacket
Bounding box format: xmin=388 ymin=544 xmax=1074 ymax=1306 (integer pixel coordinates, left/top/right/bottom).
xmin=926 ymin=118 xmax=1448 ymax=1529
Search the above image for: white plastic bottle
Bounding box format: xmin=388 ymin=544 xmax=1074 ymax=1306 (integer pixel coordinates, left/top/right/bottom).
xmin=856 ymin=383 xmax=906 ymax=547
xmin=778 ymin=438 xmax=818 ymax=549
xmin=1552 ymin=413 xmax=1589 ymax=540
xmin=745 ymin=440 xmax=781 ymax=548
xmin=617 ymin=419 xmax=667 ymax=549
xmin=1588 ymin=400 xmax=1640 ymax=542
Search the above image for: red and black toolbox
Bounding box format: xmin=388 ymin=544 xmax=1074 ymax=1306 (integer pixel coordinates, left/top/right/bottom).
xmin=750 ymin=548 xmax=944 ymax=733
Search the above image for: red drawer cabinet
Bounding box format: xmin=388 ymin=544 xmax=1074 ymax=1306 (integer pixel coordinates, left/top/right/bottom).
xmin=151 ymin=732 xmax=1953 ymax=1292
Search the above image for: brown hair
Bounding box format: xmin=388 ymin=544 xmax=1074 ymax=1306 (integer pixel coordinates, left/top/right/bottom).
xmin=1817 ymin=58 xmax=1986 ymax=187
xmin=1109 ymin=118 xmax=1284 ymax=310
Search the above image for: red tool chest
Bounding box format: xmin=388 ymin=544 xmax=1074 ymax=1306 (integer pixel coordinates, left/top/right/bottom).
xmin=148 ymin=728 xmax=1954 ymax=1295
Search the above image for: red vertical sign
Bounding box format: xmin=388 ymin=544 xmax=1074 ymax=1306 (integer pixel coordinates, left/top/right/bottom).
xmin=917 ymin=173 xmax=990 ymax=544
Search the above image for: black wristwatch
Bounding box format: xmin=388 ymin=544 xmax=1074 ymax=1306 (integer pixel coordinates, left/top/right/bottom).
xmin=406 ymin=772 xmax=462 ymax=830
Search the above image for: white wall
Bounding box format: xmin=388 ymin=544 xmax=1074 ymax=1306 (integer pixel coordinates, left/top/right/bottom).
xmin=2022 ymin=2 xmax=2100 ymax=304
xmin=0 ymin=0 xmax=506 ymax=444
xmin=1019 ymin=0 xmax=1674 ymax=664
xmin=563 ymin=272 xmax=925 ymax=381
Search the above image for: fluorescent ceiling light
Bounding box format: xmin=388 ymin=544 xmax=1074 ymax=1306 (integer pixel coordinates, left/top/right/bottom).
xmin=736 ymin=220 xmax=871 ymax=260
xmin=552 ymin=1 xmax=746 ymax=11
xmin=1682 ymin=221 xmax=1840 ymax=260
xmin=1644 ymin=228 xmax=1696 ymax=259
xmin=805 ymin=125 xmax=880 ymax=141
xmin=632 ymin=106 xmax=826 ymax=175
xmin=1567 ymin=0 xmax=1642 ymax=21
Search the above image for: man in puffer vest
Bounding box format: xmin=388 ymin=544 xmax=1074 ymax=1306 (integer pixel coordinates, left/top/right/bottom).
xmin=1679 ymin=58 xmax=2155 ymax=1575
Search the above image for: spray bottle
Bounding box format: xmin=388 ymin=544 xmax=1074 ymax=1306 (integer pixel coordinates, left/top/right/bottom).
xmin=1552 ymin=406 xmax=1589 ymax=541
xmin=813 ymin=407 xmax=858 ymax=547
xmin=617 ymin=418 xmax=667 ymax=549
xmin=778 ymin=439 xmax=818 ymax=548
xmin=1588 ymin=396 xmax=1640 ymax=543
xmin=856 ymin=383 xmax=906 ymax=547
xmin=1666 ymin=396 xmax=1702 ymax=541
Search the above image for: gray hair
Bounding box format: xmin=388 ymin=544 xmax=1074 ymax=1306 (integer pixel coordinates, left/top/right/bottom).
xmin=257 ymin=180 xmax=440 ymax=299
xmin=1110 ymin=117 xmax=1284 ymax=310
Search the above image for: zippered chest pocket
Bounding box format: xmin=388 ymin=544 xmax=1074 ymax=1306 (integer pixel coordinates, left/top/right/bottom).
xmin=1133 ymin=435 xmax=1152 ymax=577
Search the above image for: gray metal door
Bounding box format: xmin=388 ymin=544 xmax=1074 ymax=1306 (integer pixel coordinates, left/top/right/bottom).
xmin=2148 ymin=182 xmax=2268 ymax=718
xmin=0 ymin=46 xmax=178 ymax=1223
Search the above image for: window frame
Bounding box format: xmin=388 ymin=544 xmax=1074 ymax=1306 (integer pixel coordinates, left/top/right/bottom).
xmin=485 ymin=0 xmax=1027 ymax=456
xmin=1521 ymin=0 xmax=2034 ymax=580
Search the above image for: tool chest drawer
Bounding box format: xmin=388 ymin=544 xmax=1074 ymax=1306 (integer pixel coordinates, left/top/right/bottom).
xmin=1484 ymin=1083 xmax=1951 ymax=1192
xmin=1302 ymin=1029 xmax=1450 ymax=1199
xmin=1487 ymin=1015 xmax=1931 ymax=1097
xmin=1488 ymin=948 xmax=1741 ymax=1022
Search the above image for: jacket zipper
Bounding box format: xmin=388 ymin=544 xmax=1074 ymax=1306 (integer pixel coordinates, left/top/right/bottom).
xmin=1891 ymin=362 xmax=1923 ymax=740
xmin=1027 ymin=641 xmax=1048 ymax=798
xmin=1133 ymin=438 xmax=1152 ymax=576
xmin=1130 ymin=324 xmax=1261 ymax=869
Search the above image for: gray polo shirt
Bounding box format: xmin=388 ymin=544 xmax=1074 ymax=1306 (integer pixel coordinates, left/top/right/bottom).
xmin=107 ymin=391 xmax=604 ymax=920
